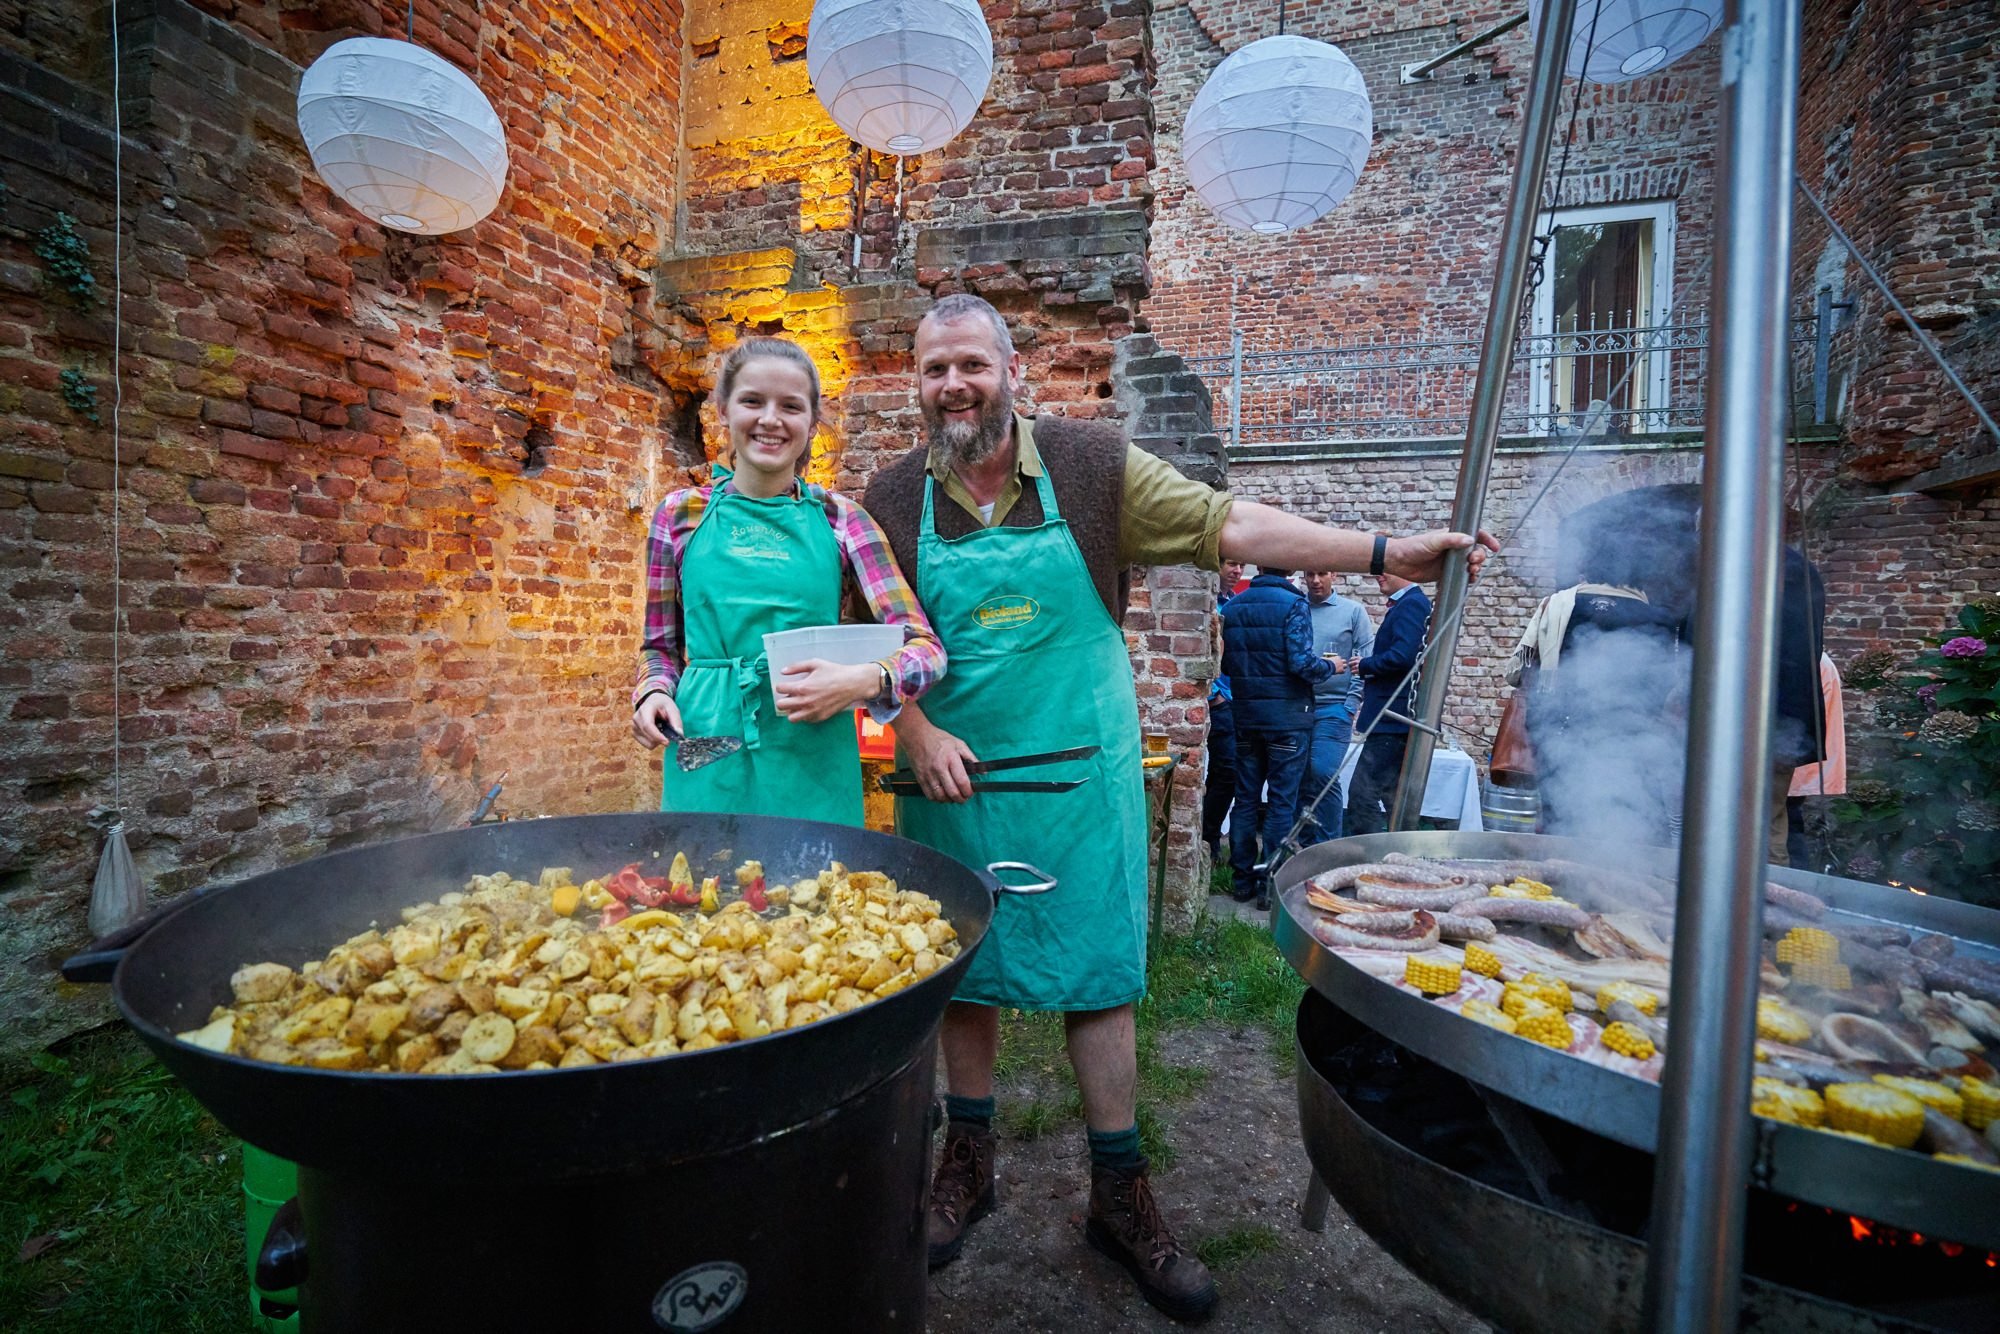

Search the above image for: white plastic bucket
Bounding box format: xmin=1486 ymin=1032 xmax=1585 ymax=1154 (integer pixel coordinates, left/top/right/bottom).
xmin=762 ymin=624 xmax=905 ymax=709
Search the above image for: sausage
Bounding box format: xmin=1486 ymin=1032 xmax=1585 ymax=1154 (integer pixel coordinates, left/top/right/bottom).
xmin=1761 ymin=905 xmax=1820 ymax=937
xmin=1310 ymin=862 xmax=1467 ymax=893
xmin=1920 ymin=1107 xmax=1999 ymax=1165
xmin=1354 ymin=878 xmax=1483 ymax=911
xmin=1312 ymin=910 xmax=1440 ymax=953
xmin=1455 ymin=898 xmax=1592 ymax=930
xmin=1910 ymin=933 xmax=1956 ymax=962
xmin=1334 ymin=909 xmax=1424 ymax=936
xmin=1384 ymin=854 xmax=1552 ymax=884
xmin=1843 ymin=942 xmax=1924 ymax=991
xmin=1435 ymin=913 xmax=1497 ymax=943
xmin=1917 ymin=956 xmax=2000 ymax=1007
xmin=1763 ymin=882 xmax=1827 ymax=920
xmin=1831 ymin=924 xmax=1911 ymax=950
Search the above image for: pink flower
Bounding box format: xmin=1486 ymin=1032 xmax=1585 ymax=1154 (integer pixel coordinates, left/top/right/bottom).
xmin=1941 ymin=636 xmax=1988 ymax=658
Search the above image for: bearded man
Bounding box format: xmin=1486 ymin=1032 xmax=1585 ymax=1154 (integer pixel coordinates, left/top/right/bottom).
xmin=863 ymin=294 xmax=1493 ymax=1322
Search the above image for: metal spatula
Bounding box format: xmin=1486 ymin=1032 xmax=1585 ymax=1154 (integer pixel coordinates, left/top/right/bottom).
xmin=667 ymin=722 xmax=744 ymax=772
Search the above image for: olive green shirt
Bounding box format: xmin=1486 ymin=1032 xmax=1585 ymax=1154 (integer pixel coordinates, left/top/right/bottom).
xmin=927 ymin=414 xmax=1232 ymax=570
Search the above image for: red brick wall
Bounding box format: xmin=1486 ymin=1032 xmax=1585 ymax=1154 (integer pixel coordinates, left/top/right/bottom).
xmin=0 ymin=0 xmax=686 ymax=1050
xmin=1792 ymin=0 xmax=2000 ymax=482
xmin=1145 ymin=0 xmax=1719 ymax=361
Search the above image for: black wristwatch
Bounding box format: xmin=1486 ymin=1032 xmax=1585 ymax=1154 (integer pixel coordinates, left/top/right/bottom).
xmin=1369 ymin=534 xmax=1388 ymax=577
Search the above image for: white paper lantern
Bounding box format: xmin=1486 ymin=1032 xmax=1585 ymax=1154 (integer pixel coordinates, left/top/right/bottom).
xmin=1180 ymin=35 xmax=1373 ymax=236
xmin=806 ymin=0 xmax=994 ymax=155
xmin=297 ymin=37 xmax=509 ymax=235
xmin=1528 ymin=0 xmax=1724 ymax=83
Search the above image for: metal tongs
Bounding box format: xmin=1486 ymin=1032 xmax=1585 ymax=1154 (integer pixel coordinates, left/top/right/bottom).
xmin=878 ymin=745 xmax=1099 ymax=798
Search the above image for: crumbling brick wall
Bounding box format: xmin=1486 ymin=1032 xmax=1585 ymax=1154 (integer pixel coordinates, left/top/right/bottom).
xmin=1793 ymin=0 xmax=2000 ymax=483
xmin=0 ymin=0 xmax=686 ymax=1053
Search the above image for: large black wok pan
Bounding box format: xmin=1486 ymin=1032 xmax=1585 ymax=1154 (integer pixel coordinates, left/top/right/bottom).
xmin=64 ymin=811 xmax=1038 ymax=1180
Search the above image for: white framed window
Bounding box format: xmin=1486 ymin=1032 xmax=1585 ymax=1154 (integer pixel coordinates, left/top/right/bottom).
xmin=1529 ymin=200 xmax=1678 ymax=435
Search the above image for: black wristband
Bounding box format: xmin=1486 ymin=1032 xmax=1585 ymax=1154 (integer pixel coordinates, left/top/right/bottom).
xmin=1369 ymin=534 xmax=1388 ymax=577
xmin=634 ymin=687 xmax=669 ymax=713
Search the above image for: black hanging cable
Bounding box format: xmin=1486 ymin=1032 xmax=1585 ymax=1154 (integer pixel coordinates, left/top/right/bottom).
xmin=1277 ymin=0 xmax=1286 ymax=37
xmin=408 ymin=0 xmax=415 ymax=42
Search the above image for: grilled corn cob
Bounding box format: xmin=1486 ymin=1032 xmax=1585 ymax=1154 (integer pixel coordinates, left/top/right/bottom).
xmin=1595 ymin=981 xmax=1659 ymax=1017
xmin=1751 ymin=1078 xmax=1826 ymax=1128
xmin=1508 ymin=877 xmax=1555 ymax=898
xmin=1872 ymin=1075 xmax=1964 ymax=1122
xmin=1774 ymin=926 xmax=1839 ymax=966
xmin=1459 ymin=999 xmax=1516 ymax=1034
xmin=1519 ymin=972 xmax=1573 ymax=1010
xmin=1960 ymin=1076 xmax=1999 ymax=1132
xmin=1404 ymin=955 xmax=1463 ymax=996
xmin=1500 ymin=978 xmax=1569 ymax=1019
xmin=1513 ymin=999 xmax=1573 ymax=1049
xmin=1755 ymin=997 xmax=1813 ymax=1045
xmin=1824 ymin=1082 xmax=1925 ymax=1148
xmin=1788 ymin=959 xmax=1853 ymax=990
xmin=1599 ymin=1021 xmax=1656 ymax=1061
xmin=1462 ymin=942 xmax=1503 ymax=978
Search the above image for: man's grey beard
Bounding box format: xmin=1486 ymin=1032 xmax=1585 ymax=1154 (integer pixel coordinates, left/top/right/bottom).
xmin=924 ymin=384 xmax=1014 ymax=469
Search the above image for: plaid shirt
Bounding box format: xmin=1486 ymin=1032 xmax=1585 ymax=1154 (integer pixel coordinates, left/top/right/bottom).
xmin=634 ymin=479 xmax=945 ymax=715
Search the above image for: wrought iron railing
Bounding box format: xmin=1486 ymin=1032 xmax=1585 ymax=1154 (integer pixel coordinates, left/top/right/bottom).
xmin=1178 ymin=304 xmax=1844 ymax=455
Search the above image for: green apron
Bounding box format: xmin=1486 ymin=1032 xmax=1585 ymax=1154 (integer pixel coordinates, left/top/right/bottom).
xmin=898 ymin=468 xmax=1149 ymax=1010
xmin=664 ymin=474 xmax=864 ymax=825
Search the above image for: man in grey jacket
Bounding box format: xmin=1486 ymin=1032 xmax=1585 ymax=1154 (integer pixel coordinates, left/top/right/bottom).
xmin=1301 ymin=570 xmax=1373 ymax=844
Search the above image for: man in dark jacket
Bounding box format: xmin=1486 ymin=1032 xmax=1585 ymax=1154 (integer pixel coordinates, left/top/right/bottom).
xmin=1200 ymin=559 xmax=1245 ymax=863
xmin=1221 ymin=570 xmax=1334 ymax=907
xmin=1347 ymin=568 xmax=1433 ymax=835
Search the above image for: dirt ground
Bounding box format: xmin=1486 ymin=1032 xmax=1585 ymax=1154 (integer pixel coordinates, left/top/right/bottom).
xmin=925 ymin=898 xmax=1486 ymax=1334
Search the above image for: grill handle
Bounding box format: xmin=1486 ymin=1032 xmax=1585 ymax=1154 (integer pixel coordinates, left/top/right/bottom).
xmin=60 ymin=889 xmax=209 ymax=985
xmin=985 ymin=861 xmax=1058 ymax=896
xmin=255 ymin=1196 xmax=308 ymax=1292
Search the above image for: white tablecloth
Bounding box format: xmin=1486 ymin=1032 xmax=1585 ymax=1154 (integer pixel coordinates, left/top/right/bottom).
xmin=1338 ymin=742 xmax=1484 ymax=831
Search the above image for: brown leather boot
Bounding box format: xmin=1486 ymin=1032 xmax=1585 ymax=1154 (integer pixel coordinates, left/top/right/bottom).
xmin=926 ymin=1121 xmax=996 ymax=1269
xmin=1085 ymin=1158 xmax=1218 ymax=1322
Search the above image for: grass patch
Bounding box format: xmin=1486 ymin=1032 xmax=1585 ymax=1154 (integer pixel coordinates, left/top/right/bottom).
xmin=1141 ymin=915 xmax=1305 ymax=1054
xmin=1193 ymin=1222 xmax=1283 ymax=1271
xmin=1 ymin=1030 xmax=242 ymax=1333
xmin=990 ymin=914 xmax=1301 ymax=1163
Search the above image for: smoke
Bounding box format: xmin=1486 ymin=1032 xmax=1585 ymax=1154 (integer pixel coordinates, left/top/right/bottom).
xmin=1529 ymin=607 xmax=1691 ymax=854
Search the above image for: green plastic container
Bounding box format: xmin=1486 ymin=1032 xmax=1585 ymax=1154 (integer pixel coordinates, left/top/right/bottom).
xmin=241 ymin=1142 xmax=300 ymax=1332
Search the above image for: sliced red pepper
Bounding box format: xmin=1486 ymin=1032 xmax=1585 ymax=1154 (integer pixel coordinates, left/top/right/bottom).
xmin=599 ymin=900 xmax=631 ymax=927
xmin=742 ymin=876 xmax=768 ymax=913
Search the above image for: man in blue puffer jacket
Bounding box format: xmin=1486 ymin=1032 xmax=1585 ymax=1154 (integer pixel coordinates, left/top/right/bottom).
xmin=1220 ymin=569 xmax=1335 ymax=908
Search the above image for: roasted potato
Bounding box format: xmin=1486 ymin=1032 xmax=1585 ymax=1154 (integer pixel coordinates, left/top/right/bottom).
xmin=187 ymin=856 xmax=958 ymax=1073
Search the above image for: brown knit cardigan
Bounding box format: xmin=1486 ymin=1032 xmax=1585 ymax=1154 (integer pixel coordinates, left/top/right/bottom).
xmin=862 ymin=415 xmax=1131 ymax=622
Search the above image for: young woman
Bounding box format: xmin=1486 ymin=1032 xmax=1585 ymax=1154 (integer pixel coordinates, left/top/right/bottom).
xmin=631 ymin=337 xmax=944 ymax=825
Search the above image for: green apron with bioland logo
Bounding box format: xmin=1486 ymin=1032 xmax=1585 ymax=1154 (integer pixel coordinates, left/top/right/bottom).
xmin=665 ymin=474 xmax=864 ymax=826
xmin=898 ymin=468 xmax=1149 ymax=1010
